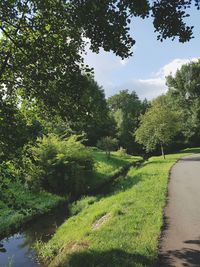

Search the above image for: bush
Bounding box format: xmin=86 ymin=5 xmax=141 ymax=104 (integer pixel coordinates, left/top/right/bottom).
xmin=0 ymin=161 xmax=22 ymax=200
xmin=116 ymin=147 xmax=127 ymax=157
xmin=97 ymin=136 xmax=118 ymax=158
xmin=24 ymin=134 xmax=94 ymax=196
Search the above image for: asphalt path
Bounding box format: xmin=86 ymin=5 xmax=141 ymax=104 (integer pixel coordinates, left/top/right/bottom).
xmin=158 ymin=154 xmax=200 ymax=267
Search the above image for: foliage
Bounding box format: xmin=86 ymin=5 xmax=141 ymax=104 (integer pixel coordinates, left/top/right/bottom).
xmin=38 ymin=149 xmax=198 ymax=267
xmin=0 ymin=76 xmax=114 ymax=163
xmin=24 ymin=134 xmax=94 ymax=196
xmin=70 ymin=79 xmax=117 ymax=146
xmin=0 ymin=186 xmax=63 ymax=237
xmin=0 ymin=1 xmax=199 ymax=117
xmin=116 ymin=147 xmax=127 ymax=157
xmin=0 ymin=159 xmax=63 ymax=237
xmin=0 ymin=96 xmax=31 ymax=160
xmin=108 ymin=90 xmax=148 ymax=154
xmin=0 ymin=161 xmax=21 ymax=200
xmin=0 ymin=0 xmax=87 ymax=115
xmin=97 ymin=137 xmax=118 ymax=159
xmin=135 ymin=96 xmax=180 ymax=158
xmin=0 ymin=1 xmax=199 ymax=163
xmin=166 ymin=59 xmax=200 ymax=146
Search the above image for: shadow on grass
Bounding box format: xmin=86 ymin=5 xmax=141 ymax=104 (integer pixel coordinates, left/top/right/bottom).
xmin=110 ymin=171 xmax=153 ymax=195
xmin=90 ymin=162 xmax=147 ymax=197
xmin=180 ymin=148 xmax=200 ymax=154
xmin=67 ymin=249 xmax=154 ymax=267
xmin=93 ymin=151 xmax=138 ymax=172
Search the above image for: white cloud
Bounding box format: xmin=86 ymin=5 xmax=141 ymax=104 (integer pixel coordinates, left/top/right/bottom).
xmin=108 ymin=57 xmax=199 ymax=100
xmin=155 ymin=58 xmax=199 ymax=78
xmin=84 ymin=44 xmax=199 ymax=100
xmin=84 ymin=48 xmax=125 ymax=88
xmin=107 ymin=78 xmax=166 ymax=100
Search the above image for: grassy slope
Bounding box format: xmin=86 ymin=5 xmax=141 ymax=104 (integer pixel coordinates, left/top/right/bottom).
xmin=39 ymin=149 xmax=199 ymax=267
xmin=0 ymin=149 xmax=138 ymax=238
xmin=0 ymin=182 xmax=63 ymax=237
xmin=90 ymin=150 xmax=141 ymax=189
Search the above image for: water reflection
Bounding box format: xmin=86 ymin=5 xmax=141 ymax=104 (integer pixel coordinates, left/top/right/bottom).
xmin=0 ymin=203 xmax=68 ymax=267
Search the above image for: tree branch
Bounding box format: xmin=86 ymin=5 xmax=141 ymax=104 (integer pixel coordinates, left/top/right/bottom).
xmin=0 ymin=26 xmax=26 ymax=54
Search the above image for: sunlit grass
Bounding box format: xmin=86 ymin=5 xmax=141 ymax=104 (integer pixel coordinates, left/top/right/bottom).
xmin=90 ymin=150 xmax=141 ymax=188
xmin=0 ymin=149 xmax=139 ymax=238
xmin=38 ymin=148 xmax=199 ymax=267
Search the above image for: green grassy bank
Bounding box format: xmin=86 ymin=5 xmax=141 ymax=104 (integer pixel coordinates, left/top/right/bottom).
xmin=37 ymin=149 xmax=199 ymax=267
xmin=89 ymin=149 xmax=141 ymax=190
xmin=0 ymin=182 xmax=64 ymax=238
xmin=0 ymin=149 xmax=139 ymax=238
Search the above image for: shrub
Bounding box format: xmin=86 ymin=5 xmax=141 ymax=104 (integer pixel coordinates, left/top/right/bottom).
xmin=116 ymin=147 xmax=127 ymax=157
xmin=24 ymin=134 xmax=94 ymax=196
xmin=0 ymin=161 xmax=22 ymax=201
xmin=97 ymin=136 xmax=118 ymax=158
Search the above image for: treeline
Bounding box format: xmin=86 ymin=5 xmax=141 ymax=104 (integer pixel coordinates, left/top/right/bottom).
xmin=0 ymin=79 xmax=148 ymax=158
xmin=1 ymin=60 xmax=200 ymax=198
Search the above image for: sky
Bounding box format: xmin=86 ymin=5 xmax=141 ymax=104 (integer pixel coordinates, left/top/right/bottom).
xmin=84 ymin=7 xmax=200 ymax=100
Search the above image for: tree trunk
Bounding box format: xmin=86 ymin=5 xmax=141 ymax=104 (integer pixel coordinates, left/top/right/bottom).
xmin=161 ymin=144 xmax=165 ymax=159
xmin=106 ymin=150 xmax=110 ymax=159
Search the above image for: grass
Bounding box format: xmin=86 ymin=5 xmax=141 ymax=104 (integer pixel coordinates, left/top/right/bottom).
xmin=38 ymin=148 xmax=199 ymax=267
xmin=0 ymin=181 xmax=64 ymax=238
xmin=89 ymin=149 xmax=142 ymax=189
xmin=0 ymin=149 xmax=139 ymax=238
xmin=69 ymin=150 xmax=142 ymax=215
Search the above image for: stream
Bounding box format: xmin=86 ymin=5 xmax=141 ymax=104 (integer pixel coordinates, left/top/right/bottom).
xmin=0 ymin=161 xmax=142 ymax=267
xmin=0 ymin=203 xmax=69 ymax=267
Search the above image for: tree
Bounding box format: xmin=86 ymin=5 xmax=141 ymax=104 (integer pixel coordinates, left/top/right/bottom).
xmin=0 ymin=95 xmax=42 ymax=160
xmin=166 ymin=59 xmax=200 ymax=146
xmin=0 ymin=0 xmax=199 ymax=112
xmin=135 ymin=96 xmax=180 ymax=159
xmin=71 ymin=79 xmax=117 ymax=146
xmin=108 ymin=90 xmax=148 ymax=154
xmin=97 ymin=136 xmax=118 ymax=159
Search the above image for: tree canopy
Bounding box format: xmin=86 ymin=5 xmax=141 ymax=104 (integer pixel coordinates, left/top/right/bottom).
xmin=166 ymin=59 xmax=200 ymax=145
xmin=108 ymin=90 xmax=148 ymax=154
xmin=135 ymin=96 xmax=180 ymax=158
xmin=0 ymin=0 xmax=199 ymax=113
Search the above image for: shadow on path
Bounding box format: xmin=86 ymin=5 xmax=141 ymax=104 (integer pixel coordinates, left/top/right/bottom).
xmin=158 ymin=238 xmax=200 ymax=267
xmin=66 ymin=249 xmax=154 ymax=267
xmin=180 ymin=156 xmax=200 ymax=162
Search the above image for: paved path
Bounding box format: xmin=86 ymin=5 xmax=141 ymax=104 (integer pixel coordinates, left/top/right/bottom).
xmin=159 ymin=154 xmax=200 ymax=267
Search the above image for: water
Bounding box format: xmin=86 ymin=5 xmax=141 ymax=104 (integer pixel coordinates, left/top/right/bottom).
xmin=0 ymin=203 xmax=68 ymax=267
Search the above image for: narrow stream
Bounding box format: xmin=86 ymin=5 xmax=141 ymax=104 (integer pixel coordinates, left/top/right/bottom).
xmin=0 ymin=203 xmax=69 ymax=267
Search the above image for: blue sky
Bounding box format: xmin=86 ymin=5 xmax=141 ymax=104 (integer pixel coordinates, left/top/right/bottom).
xmin=84 ymin=7 xmax=200 ymax=100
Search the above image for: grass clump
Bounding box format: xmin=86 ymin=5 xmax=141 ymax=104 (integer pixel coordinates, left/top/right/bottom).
xmin=38 ymin=149 xmax=197 ymax=267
